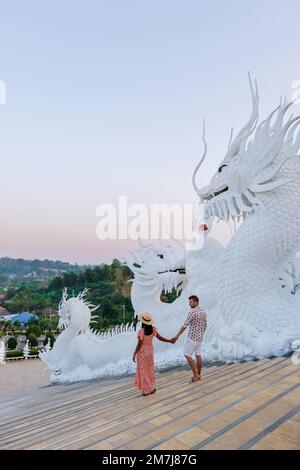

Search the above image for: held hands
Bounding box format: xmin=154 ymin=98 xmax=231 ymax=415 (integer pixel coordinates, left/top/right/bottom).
xmin=170 ymin=337 xmax=177 ymax=344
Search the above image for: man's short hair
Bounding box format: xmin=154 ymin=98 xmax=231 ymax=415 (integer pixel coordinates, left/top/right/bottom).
xmin=189 ymin=295 xmax=199 ymax=303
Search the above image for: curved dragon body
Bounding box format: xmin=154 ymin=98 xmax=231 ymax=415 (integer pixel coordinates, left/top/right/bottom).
xmin=209 ymin=166 xmax=300 ymax=360
xmin=194 ymin=80 xmax=300 ymax=360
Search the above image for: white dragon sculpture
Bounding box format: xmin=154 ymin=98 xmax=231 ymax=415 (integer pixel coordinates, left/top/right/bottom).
xmin=40 ymin=76 xmax=300 ymax=382
xmin=193 ymin=75 xmax=300 ymax=360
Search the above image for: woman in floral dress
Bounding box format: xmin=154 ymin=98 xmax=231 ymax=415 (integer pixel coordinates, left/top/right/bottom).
xmin=133 ymin=313 xmax=174 ymax=396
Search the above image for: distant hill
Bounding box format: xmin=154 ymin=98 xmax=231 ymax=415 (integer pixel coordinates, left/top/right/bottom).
xmin=0 ymin=257 xmax=88 ymax=288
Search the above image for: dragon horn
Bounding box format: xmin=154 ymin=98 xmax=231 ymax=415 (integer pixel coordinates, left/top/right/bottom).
xmin=59 ymin=287 xmax=68 ymax=309
xmin=225 ymin=72 xmax=259 ymax=160
xmin=192 ymin=118 xmax=207 ymax=197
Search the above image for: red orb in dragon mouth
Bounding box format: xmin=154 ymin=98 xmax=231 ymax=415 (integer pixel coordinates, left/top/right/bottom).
xmin=199 ymin=223 xmax=209 ymax=232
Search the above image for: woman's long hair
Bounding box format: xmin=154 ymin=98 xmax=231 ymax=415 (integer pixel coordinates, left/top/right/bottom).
xmin=142 ymin=323 xmax=153 ymax=336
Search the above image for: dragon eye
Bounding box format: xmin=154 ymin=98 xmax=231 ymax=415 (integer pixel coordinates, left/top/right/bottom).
xmin=218 ymin=164 xmax=227 ymax=173
xmin=157 ymin=254 xmax=164 ymax=259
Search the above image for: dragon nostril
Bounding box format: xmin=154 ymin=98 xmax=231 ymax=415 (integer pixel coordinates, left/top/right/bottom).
xmin=218 ymin=164 xmax=228 ymax=173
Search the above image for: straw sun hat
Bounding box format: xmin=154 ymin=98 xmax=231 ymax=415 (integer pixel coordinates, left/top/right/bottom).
xmin=139 ymin=312 xmax=153 ymax=325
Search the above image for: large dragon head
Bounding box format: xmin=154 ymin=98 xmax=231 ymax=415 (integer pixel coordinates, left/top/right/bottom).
xmin=193 ymin=75 xmax=300 ymax=223
xmin=125 ymin=240 xmax=186 ymax=294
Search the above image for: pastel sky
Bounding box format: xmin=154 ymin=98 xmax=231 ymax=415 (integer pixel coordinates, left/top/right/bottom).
xmin=1 ymin=0 xmax=300 ymax=264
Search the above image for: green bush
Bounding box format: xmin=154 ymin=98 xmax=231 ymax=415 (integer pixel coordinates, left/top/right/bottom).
xmin=29 ymin=348 xmax=40 ymax=356
xmin=27 ymin=333 xmax=38 ymax=347
xmin=26 ymin=325 xmax=41 ymax=338
xmin=6 ymin=350 xmax=23 ymax=358
xmin=28 ymin=317 xmax=39 ymax=326
xmin=7 ymin=337 xmax=18 ymax=350
xmin=43 ymin=332 xmax=55 ymax=347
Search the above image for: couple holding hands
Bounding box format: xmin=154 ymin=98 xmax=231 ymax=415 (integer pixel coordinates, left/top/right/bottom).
xmin=133 ymin=295 xmax=207 ymax=396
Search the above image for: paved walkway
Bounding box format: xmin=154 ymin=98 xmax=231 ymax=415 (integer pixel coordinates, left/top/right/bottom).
xmin=0 ymin=356 xmax=300 ymax=449
xmin=0 ymin=359 xmax=49 ymax=402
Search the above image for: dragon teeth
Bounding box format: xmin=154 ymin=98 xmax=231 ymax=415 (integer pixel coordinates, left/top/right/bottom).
xmin=221 ymin=199 xmax=230 ymax=222
xmin=214 ymin=202 xmax=220 ymax=218
xmin=216 ymin=200 xmax=224 ymax=219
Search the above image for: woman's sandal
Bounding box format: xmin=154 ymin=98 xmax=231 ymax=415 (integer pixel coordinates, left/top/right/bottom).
xmin=189 ymin=376 xmax=201 ymax=383
xmin=142 ymin=388 xmax=156 ymax=396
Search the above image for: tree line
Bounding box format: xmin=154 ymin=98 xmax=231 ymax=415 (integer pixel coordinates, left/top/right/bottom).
xmin=3 ymin=259 xmax=135 ymax=331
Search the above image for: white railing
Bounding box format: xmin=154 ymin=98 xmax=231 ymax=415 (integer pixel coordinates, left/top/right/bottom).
xmin=0 ymin=338 xmax=52 ymax=363
xmin=0 ymin=339 xmax=5 ymax=364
